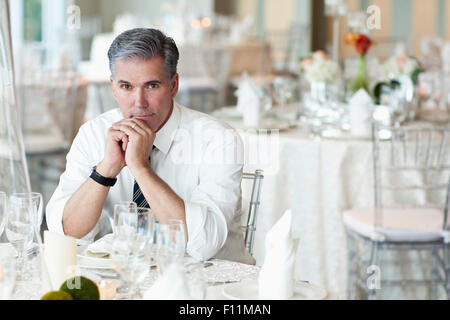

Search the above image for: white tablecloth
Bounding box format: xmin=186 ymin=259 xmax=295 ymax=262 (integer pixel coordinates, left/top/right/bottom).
xmin=217 ymin=111 xmax=449 ymax=300
xmin=237 ymin=125 xmax=375 ymax=299
xmin=11 ymin=254 xmax=336 ymax=300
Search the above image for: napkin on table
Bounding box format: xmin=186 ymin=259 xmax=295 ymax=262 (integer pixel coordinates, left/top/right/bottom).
xmin=348 ymin=88 xmax=374 ymax=136
xmin=143 ymin=263 xmax=192 ymax=300
xmin=235 ymin=72 xmax=262 ymax=127
xmin=258 ymin=209 xmax=298 ymax=299
xmin=85 ymin=233 xmax=114 ymax=258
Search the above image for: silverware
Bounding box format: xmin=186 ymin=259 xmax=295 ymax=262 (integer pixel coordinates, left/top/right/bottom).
xmin=207 ymin=280 xmax=239 ymax=286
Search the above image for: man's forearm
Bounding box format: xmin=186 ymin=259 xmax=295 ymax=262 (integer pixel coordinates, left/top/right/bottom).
xmin=62 ymin=178 xmax=110 ymax=238
xmin=134 ymin=167 xmax=187 ymax=238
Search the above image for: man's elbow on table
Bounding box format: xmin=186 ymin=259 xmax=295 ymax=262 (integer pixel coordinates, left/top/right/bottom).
xmin=185 ymin=213 xmax=228 ymax=261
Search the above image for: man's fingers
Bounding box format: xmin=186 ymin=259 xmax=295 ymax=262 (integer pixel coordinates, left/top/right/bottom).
xmin=112 ymin=119 xmax=151 ymax=135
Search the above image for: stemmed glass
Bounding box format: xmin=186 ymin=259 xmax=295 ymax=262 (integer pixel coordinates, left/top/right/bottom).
xmin=11 ymin=193 xmax=44 ymax=242
xmin=155 ymin=219 xmax=187 ymax=275
xmin=5 ymin=193 xmax=35 ymax=280
xmin=111 ymin=201 xmax=137 ymax=233
xmin=111 ymin=206 xmax=155 ymax=299
xmin=273 ymin=76 xmax=294 ymax=112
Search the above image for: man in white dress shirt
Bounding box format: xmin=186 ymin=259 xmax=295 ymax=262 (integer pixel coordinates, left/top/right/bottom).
xmin=46 ymin=28 xmax=255 ymax=264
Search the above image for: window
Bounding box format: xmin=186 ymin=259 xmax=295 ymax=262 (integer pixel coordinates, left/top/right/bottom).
xmin=23 ymin=0 xmax=42 ymax=42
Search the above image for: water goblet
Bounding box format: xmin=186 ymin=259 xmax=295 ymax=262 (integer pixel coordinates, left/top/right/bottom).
xmin=11 ymin=192 xmax=43 ymax=242
xmin=111 ymin=207 xmax=155 ymax=299
xmin=5 ymin=194 xmax=34 ymax=280
xmin=155 ymin=219 xmax=187 ymax=275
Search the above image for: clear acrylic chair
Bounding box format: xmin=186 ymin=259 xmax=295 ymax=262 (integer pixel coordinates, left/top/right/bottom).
xmin=344 ymin=123 xmax=450 ymax=299
xmin=16 ymin=45 xmax=88 ymax=219
xmin=241 ymin=169 xmax=264 ymax=256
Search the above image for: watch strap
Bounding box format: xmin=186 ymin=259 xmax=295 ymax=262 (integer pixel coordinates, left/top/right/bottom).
xmin=89 ymin=166 xmax=117 ymax=187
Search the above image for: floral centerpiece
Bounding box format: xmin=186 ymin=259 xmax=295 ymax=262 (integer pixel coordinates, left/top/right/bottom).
xmin=299 ymin=51 xmax=341 ymax=104
xmin=373 ymin=53 xmax=425 ymax=104
xmin=345 ymin=32 xmax=373 ymax=94
xmin=300 ymin=50 xmax=340 ymax=84
xmin=382 ymin=53 xmax=424 ymax=84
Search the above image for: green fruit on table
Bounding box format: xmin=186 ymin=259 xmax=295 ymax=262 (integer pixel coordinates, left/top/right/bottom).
xmin=40 ymin=290 xmax=73 ymax=300
xmin=59 ymin=276 xmax=100 ymax=300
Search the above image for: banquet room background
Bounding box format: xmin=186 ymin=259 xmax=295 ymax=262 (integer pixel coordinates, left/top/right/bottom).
xmin=1 ymin=0 xmax=450 ymax=300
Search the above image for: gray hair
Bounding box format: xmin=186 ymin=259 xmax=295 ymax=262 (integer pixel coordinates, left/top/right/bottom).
xmin=107 ymin=28 xmax=179 ymax=79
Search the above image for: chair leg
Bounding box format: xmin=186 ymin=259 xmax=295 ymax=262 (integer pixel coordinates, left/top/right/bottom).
xmin=430 ymin=248 xmax=439 ymax=300
xmin=444 ymin=245 xmax=450 ymax=300
xmin=347 ymin=233 xmax=357 ymax=299
xmin=367 ymin=241 xmax=380 ymax=300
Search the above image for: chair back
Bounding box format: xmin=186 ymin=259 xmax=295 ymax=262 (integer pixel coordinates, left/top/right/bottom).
xmin=241 ymin=169 xmax=264 ymax=256
xmin=16 ymin=43 xmax=87 ymax=148
xmin=372 ymin=123 xmax=450 ymax=229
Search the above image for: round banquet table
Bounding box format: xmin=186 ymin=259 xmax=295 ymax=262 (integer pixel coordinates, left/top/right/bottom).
xmin=10 ymin=255 xmax=335 ymax=300
xmin=237 ymin=124 xmax=375 ymax=300
xmin=213 ymin=107 xmax=448 ymax=299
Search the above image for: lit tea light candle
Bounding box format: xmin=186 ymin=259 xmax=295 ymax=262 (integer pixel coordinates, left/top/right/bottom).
xmin=99 ymin=279 xmax=116 ymax=300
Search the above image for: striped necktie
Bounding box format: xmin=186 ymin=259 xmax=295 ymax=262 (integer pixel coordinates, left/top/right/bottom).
xmin=132 ymin=145 xmax=156 ymax=208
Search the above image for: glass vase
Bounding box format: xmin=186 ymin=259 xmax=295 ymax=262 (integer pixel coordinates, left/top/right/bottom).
xmin=0 ymin=0 xmax=31 ymax=194
xmin=350 ymin=54 xmax=369 ymax=94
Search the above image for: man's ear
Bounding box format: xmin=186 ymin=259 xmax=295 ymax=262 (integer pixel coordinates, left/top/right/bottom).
xmin=110 ymin=75 xmax=117 ymax=100
xmin=170 ymin=73 xmax=179 ymax=98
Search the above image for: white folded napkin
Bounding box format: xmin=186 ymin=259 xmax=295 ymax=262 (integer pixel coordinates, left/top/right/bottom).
xmin=235 ymin=72 xmax=261 ymax=127
xmin=348 ymin=88 xmax=374 ymax=136
xmin=85 ymin=233 xmax=114 ymax=258
xmin=258 ymin=209 xmax=298 ymax=299
xmin=42 ymin=231 xmax=77 ymax=291
xmin=143 ymin=263 xmax=192 ymax=300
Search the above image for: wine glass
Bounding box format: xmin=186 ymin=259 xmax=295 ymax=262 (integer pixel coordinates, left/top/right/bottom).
xmin=273 ymin=76 xmax=294 ymax=112
xmin=5 ymin=194 xmax=35 ymax=280
xmin=111 ymin=207 xmax=155 ymax=299
xmin=112 ymin=201 xmax=137 ymax=234
xmin=0 ymin=191 xmax=6 ymax=237
xmin=10 ymin=192 xmax=43 ymax=243
xmin=155 ymin=219 xmax=187 ymax=276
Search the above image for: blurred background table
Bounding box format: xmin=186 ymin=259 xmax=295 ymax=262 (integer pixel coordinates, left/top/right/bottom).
xmin=213 ymin=106 xmax=448 ymax=299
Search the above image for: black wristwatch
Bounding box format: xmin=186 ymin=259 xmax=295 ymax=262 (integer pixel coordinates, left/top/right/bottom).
xmin=89 ymin=166 xmax=117 ymax=187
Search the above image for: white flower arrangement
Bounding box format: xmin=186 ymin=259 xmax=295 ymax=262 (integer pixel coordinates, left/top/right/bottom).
xmin=300 ymin=51 xmax=340 ymax=83
xmin=382 ymin=54 xmax=420 ymax=80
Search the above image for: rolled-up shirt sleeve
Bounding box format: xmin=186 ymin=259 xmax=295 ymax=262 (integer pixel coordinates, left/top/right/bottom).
xmin=183 ymin=130 xmax=244 ymax=261
xmin=45 ymin=121 xmax=103 ymax=242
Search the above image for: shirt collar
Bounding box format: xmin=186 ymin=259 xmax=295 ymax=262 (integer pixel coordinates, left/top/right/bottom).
xmin=153 ymin=102 xmax=181 ymax=154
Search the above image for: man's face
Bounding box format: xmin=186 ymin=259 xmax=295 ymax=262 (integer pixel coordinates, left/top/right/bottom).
xmin=110 ymin=56 xmax=178 ymax=132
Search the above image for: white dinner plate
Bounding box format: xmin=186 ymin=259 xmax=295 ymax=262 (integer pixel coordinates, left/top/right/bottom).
xmin=77 ymin=253 xmax=156 ymax=270
xmin=77 ymin=254 xmax=115 ymax=269
xmin=224 ymin=118 xmax=292 ymax=131
xmin=212 ymin=106 xmax=242 ymax=119
xmin=222 ymin=279 xmax=327 ymax=300
xmin=320 ymin=128 xmax=372 ymax=140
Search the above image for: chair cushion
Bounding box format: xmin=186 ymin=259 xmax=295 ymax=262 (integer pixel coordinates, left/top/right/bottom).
xmin=343 ymin=208 xmax=445 ymax=242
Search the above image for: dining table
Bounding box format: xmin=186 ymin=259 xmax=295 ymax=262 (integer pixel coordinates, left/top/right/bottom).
xmin=211 ymin=105 xmax=448 ymax=299
xmin=8 ymin=244 xmax=335 ymax=300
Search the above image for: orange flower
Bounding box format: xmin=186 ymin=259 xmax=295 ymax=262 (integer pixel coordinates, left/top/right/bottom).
xmin=345 ymin=33 xmax=373 ymax=56
xmin=345 ymin=32 xmax=358 ymax=45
